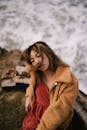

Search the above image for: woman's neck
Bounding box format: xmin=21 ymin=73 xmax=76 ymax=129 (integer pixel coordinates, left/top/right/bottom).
xmin=43 ymin=70 xmax=54 ymax=88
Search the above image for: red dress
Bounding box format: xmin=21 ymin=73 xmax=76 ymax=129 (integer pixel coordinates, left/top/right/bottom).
xmin=21 ymin=83 xmax=50 ymax=130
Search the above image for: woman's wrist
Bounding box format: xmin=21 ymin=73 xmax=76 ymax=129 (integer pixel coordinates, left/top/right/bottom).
xmin=25 ymin=94 xmax=30 ymax=97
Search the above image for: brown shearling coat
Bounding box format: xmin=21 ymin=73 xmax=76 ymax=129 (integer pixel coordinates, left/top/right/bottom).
xmin=26 ymin=66 xmax=79 ymax=130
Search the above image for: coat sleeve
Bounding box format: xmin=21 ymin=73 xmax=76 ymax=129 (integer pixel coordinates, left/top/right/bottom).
xmin=36 ymin=79 xmax=78 ymax=130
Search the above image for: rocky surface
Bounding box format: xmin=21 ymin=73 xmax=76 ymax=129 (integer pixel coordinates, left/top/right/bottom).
xmin=0 ymin=47 xmax=29 ymax=130
xmin=0 ymin=47 xmax=29 ymax=88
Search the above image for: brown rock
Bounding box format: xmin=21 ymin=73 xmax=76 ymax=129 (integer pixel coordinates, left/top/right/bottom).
xmin=0 ymin=48 xmax=29 ymax=87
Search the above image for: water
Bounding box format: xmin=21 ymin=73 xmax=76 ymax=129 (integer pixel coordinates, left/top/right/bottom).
xmin=0 ymin=0 xmax=87 ymax=94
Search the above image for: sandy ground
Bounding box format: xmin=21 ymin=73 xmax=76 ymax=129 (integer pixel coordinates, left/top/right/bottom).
xmin=0 ymin=90 xmax=26 ymax=130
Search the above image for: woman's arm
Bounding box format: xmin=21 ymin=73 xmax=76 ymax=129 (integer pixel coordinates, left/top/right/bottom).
xmin=24 ymin=64 xmax=36 ymax=111
xmin=36 ymin=79 xmax=78 ymax=130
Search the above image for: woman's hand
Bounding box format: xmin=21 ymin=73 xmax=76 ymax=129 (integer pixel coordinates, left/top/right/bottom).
xmin=25 ymin=97 xmax=31 ymax=112
xmin=25 ymin=96 xmax=35 ymax=112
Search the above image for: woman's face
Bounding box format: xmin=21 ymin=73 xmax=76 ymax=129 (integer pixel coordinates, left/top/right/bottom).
xmin=29 ymin=49 xmax=49 ymax=71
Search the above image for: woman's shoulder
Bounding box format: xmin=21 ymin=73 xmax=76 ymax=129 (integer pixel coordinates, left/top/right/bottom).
xmin=53 ymin=66 xmax=77 ymax=83
xmin=49 ymin=66 xmax=78 ymax=90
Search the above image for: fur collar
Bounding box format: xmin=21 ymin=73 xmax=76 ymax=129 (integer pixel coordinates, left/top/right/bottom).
xmin=50 ymin=66 xmax=72 ymax=90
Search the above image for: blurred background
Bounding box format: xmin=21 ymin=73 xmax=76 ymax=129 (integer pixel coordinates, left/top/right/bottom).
xmin=0 ymin=0 xmax=87 ymax=94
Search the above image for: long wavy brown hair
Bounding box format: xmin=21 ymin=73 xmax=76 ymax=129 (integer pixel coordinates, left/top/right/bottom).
xmin=25 ymin=41 xmax=69 ymax=72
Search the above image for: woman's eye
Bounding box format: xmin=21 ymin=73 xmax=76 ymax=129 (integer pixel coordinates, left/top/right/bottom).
xmin=30 ymin=59 xmax=34 ymax=63
xmin=37 ymin=53 xmax=40 ymax=57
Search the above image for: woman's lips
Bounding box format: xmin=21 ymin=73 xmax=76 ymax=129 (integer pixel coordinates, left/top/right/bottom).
xmin=38 ymin=64 xmax=41 ymax=69
xmin=35 ymin=64 xmax=41 ymax=69
xmin=38 ymin=63 xmax=43 ymax=69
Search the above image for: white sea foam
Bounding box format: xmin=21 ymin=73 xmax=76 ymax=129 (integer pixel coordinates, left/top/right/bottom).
xmin=0 ymin=0 xmax=87 ymax=94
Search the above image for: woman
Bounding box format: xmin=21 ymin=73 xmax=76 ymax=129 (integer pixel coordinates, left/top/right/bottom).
xmin=21 ymin=41 xmax=78 ymax=130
